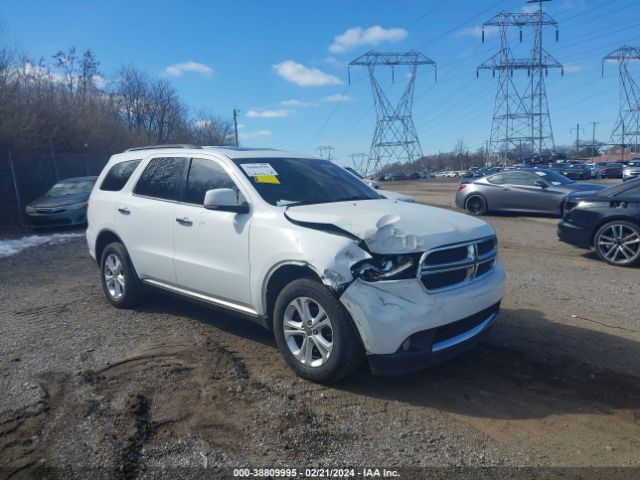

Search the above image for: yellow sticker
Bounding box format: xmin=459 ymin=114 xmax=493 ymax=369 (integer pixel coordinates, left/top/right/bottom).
xmin=254 ymin=175 xmax=280 ymax=184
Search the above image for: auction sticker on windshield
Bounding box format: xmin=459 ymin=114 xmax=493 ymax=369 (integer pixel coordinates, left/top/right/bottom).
xmin=240 ymin=163 xmax=279 ymax=177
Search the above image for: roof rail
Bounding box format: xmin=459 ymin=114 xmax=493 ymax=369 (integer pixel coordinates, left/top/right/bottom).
xmin=124 ymin=144 xmax=202 ymax=152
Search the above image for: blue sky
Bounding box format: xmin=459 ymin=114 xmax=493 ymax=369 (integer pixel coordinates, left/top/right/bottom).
xmin=0 ymin=0 xmax=638 ymax=161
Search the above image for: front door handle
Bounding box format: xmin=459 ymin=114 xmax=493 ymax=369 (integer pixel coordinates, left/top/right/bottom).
xmin=118 ymin=207 xmax=130 ymax=215
xmin=502 ymin=188 xmax=511 ymax=192
xmin=176 ymin=217 xmax=193 ymax=226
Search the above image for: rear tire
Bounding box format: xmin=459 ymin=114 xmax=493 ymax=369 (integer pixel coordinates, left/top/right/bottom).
xmin=273 ymin=278 xmax=363 ymax=383
xmin=100 ymin=242 xmax=141 ymax=308
xmin=594 ymin=221 xmax=640 ymax=267
xmin=465 ymin=195 xmax=488 ymax=216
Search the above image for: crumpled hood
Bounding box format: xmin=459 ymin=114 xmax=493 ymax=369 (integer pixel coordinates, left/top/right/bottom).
xmin=285 ymin=199 xmax=495 ymax=254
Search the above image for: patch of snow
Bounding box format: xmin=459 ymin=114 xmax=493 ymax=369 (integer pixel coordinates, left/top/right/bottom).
xmin=0 ymin=233 xmax=83 ymax=258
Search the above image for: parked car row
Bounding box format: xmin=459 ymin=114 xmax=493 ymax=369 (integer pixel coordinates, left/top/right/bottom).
xmin=456 ymin=168 xmax=640 ymax=267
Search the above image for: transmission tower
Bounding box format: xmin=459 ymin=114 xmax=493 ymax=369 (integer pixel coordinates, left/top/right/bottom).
xmin=478 ymin=0 xmax=562 ymax=164
xmin=603 ymin=45 xmax=640 ymax=154
xmin=348 ymin=51 xmax=436 ymax=173
xmin=315 ymin=145 xmax=336 ymax=161
xmin=348 ymin=153 xmax=370 ymax=175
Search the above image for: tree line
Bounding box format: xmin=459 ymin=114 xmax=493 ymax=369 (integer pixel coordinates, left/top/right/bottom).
xmin=0 ymin=44 xmax=233 ymax=154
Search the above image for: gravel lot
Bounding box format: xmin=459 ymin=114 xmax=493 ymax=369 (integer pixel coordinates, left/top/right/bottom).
xmin=1 ymin=179 xmax=639 ymax=479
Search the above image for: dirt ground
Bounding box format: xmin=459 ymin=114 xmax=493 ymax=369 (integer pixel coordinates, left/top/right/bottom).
xmin=1 ymin=179 xmax=639 ymax=479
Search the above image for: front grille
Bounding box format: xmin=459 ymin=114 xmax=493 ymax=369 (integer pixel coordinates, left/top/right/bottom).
xmin=36 ymin=207 xmax=66 ymax=214
xmin=419 ymin=236 xmax=497 ymax=292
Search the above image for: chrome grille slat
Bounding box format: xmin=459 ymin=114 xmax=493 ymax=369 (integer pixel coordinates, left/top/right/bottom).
xmin=418 ymin=236 xmax=497 ymax=293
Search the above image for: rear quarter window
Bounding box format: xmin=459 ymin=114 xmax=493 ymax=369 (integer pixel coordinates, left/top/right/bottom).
xmin=100 ymin=160 xmax=141 ymax=191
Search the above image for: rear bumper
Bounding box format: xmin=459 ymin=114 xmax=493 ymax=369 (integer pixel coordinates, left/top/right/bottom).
xmin=367 ymin=303 xmax=499 ymax=375
xmin=557 ymin=219 xmax=592 ymax=248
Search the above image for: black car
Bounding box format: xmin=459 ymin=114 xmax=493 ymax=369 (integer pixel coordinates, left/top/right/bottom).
xmin=562 ymin=163 xmax=590 ymax=180
xmin=558 ymin=178 xmax=640 ymax=266
xmin=602 ymin=162 xmax=624 ymax=179
xmin=25 ymin=176 xmax=97 ymax=228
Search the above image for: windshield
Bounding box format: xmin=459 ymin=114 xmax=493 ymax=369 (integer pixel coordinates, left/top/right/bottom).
xmin=532 ymin=169 xmax=574 ymax=185
xmin=628 ymin=161 xmax=640 ymax=167
xmin=233 ymin=157 xmax=381 ymax=206
xmin=46 ymin=179 xmax=95 ymax=196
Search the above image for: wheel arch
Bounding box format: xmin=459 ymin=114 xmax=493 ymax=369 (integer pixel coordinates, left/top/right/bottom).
xmin=262 ymin=262 xmax=323 ymax=329
xmin=95 ymin=229 xmax=125 ymax=265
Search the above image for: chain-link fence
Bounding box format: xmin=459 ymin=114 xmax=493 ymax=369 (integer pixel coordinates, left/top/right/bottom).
xmin=0 ymin=150 xmax=110 ymax=227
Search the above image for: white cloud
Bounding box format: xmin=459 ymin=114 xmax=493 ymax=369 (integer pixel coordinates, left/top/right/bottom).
xmin=164 ymin=61 xmax=213 ymax=77
xmin=280 ymin=99 xmax=316 ymax=107
xmin=329 ymin=26 xmax=407 ymax=54
xmin=323 ymin=94 xmax=352 ymax=102
xmin=246 ymin=109 xmax=290 ymax=118
xmin=273 ymin=60 xmax=342 ymax=87
xmin=456 ymin=25 xmax=497 ymax=39
xmin=239 ymin=129 xmax=272 ymax=140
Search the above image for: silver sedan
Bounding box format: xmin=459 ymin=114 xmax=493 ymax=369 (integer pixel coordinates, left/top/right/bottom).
xmin=455 ymin=168 xmax=607 ymax=216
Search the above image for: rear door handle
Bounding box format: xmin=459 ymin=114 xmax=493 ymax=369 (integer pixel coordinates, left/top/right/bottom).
xmin=118 ymin=207 xmax=130 ymax=215
xmin=176 ymin=217 xmax=193 ymax=226
xmin=502 ymin=188 xmax=511 ymax=192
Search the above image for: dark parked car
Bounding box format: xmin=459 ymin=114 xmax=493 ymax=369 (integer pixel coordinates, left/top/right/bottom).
xmin=602 ymin=162 xmax=624 ymax=179
xmin=387 ymin=172 xmax=409 ymax=181
xmin=562 ymin=163 xmax=590 ymax=180
xmin=455 ymin=168 xmax=606 ymax=216
xmin=559 ymin=178 xmax=640 ymax=266
xmin=25 ymin=176 xmax=97 ymax=228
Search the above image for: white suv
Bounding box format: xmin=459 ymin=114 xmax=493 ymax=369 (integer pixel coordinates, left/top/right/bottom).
xmin=87 ymin=145 xmax=505 ymax=382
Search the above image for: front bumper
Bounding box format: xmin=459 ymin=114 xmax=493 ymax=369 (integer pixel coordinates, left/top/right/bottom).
xmin=25 ymin=208 xmax=87 ymax=228
xmin=339 ymin=258 xmax=505 ymax=358
xmin=367 ymin=302 xmax=499 ymax=375
xmin=557 ymin=219 xmax=592 ymax=249
xmin=623 ymin=171 xmax=640 ymax=181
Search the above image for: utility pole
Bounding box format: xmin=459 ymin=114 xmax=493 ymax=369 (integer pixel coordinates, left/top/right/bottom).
xmin=348 ymin=51 xmax=436 ymax=173
xmin=571 ymin=123 xmax=584 ymax=156
xmin=233 ymin=108 xmax=240 ymax=147
xmin=590 ymin=121 xmax=599 ymax=161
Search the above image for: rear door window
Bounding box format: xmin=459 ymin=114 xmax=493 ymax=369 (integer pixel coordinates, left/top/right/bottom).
xmin=100 ymin=160 xmax=141 ymax=191
xmin=133 ymin=157 xmax=187 ymax=201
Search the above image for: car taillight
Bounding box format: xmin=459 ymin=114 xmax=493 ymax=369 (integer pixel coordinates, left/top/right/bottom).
xmin=457 ymin=184 xmax=467 ymax=191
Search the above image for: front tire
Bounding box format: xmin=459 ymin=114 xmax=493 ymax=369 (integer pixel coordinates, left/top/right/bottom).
xmin=273 ymin=278 xmax=363 ymax=383
xmin=465 ymin=195 xmax=488 ymax=216
xmin=594 ymin=221 xmax=640 ymax=267
xmin=100 ymin=242 xmax=141 ymax=308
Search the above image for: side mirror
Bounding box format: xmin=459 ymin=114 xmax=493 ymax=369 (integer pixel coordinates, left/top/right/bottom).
xmin=535 ymin=180 xmax=548 ymax=188
xmin=203 ymin=188 xmax=249 ymax=213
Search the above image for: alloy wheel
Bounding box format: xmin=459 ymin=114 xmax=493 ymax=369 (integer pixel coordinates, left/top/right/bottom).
xmin=597 ymin=224 xmax=640 ymax=265
xmin=283 ymin=296 xmax=334 ymax=367
xmin=104 ymin=253 xmax=125 ymax=300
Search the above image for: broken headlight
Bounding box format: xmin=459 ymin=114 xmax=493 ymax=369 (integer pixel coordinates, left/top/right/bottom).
xmin=351 ymin=254 xmax=419 ymax=281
